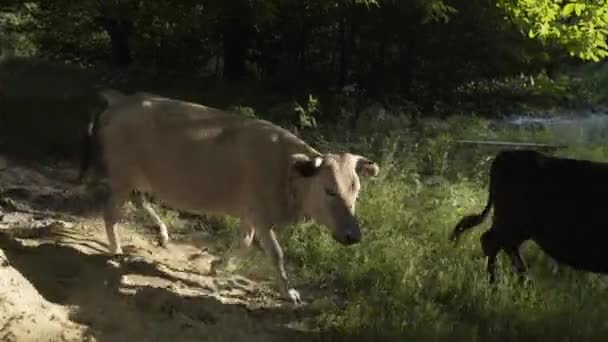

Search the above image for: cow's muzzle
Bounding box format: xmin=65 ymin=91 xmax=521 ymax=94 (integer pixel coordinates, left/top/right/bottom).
xmin=333 ymin=227 xmax=361 ymax=245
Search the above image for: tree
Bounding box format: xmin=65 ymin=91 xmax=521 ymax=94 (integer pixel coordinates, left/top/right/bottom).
xmin=498 ymin=0 xmax=608 ymax=62
xmin=221 ymin=0 xmax=255 ymax=81
xmin=93 ymin=0 xmax=141 ymax=67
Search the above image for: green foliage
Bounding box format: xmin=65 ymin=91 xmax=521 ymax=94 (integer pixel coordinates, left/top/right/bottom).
xmin=498 ymin=0 xmax=608 ymax=61
xmin=451 ymin=68 xmax=600 ymax=117
xmin=416 ymin=0 xmax=458 ymax=23
xmin=294 ymin=94 xmax=320 ymax=129
xmin=228 ymin=105 xmax=257 ymax=118
xmin=0 ymin=5 xmax=37 ymax=56
xmin=573 ymin=62 xmax=608 ymax=103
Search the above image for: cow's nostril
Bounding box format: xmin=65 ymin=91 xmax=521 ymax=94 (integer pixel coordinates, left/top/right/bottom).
xmin=345 ymin=232 xmax=361 ymax=244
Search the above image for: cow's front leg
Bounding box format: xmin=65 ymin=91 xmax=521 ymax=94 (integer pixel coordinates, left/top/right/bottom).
xmin=257 ymin=227 xmax=302 ymax=304
xmin=239 ymin=220 xmax=256 ymax=249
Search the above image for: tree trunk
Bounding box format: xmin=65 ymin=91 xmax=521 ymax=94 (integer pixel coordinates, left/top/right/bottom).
xmin=338 ymin=15 xmax=348 ymax=87
xmin=338 ymin=4 xmax=358 ymax=87
xmin=99 ymin=18 xmax=133 ymax=68
xmin=222 ymin=1 xmax=253 ymax=81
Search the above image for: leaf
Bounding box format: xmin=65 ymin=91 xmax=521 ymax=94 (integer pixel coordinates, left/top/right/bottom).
xmin=563 ymin=3 xmax=575 ymax=16
xmin=539 ymin=22 xmax=551 ymax=37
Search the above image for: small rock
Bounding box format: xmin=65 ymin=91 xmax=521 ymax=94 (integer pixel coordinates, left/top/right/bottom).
xmin=120 ymin=275 xmax=131 ymax=285
xmin=106 ymin=259 xmax=121 ymax=268
xmin=0 ymin=156 xmax=6 ymax=170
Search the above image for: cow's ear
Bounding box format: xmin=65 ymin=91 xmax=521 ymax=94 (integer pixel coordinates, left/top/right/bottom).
xmin=355 ymin=156 xmax=380 ymax=177
xmin=290 ymin=153 xmax=324 ymax=178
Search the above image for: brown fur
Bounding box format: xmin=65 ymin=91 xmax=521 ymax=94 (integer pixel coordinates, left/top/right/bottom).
xmin=81 ymin=89 xmax=380 ymax=303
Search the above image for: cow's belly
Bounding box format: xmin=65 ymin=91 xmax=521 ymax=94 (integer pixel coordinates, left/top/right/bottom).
xmin=145 ymin=179 xmax=241 ymax=216
xmin=532 ymin=228 xmax=608 ymax=274
xmin=131 ymin=145 xmax=249 ymax=217
xmin=140 ymin=164 xmax=248 ymax=215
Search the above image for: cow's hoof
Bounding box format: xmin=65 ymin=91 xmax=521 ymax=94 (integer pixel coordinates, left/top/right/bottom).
xmin=286 ymin=288 xmax=303 ymax=305
xmin=159 ymin=230 xmax=169 ymax=248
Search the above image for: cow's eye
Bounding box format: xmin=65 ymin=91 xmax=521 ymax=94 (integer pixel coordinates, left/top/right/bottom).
xmin=325 ymin=188 xmax=338 ymax=197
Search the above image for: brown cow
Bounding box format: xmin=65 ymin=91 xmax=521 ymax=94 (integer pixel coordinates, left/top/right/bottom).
xmin=79 ymin=89 xmax=380 ymax=303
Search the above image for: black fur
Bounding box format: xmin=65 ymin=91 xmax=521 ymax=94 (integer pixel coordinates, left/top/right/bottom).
xmin=451 ymin=149 xmax=608 ymax=282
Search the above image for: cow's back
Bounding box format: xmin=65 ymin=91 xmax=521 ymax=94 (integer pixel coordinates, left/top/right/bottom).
xmin=100 ymin=94 xmax=316 ymax=221
xmin=491 ymin=150 xmax=608 ymax=273
xmin=489 ymin=150 xmax=545 ymax=228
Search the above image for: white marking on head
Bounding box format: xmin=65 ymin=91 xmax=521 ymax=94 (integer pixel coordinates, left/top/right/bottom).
xmin=313 ymin=156 xmax=323 ymax=168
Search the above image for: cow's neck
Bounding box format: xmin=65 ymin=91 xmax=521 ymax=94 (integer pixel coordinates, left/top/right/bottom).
xmin=286 ymin=172 xmax=309 ymax=225
xmin=284 ymin=144 xmax=323 ymax=225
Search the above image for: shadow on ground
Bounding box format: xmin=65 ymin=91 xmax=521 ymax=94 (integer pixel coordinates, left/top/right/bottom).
xmin=0 ymin=231 xmax=332 ymax=342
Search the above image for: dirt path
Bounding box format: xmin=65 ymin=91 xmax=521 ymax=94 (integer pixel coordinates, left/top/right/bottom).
xmin=0 ymin=157 xmax=323 ymax=342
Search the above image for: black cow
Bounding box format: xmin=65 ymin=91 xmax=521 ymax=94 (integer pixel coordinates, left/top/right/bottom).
xmin=450 ymin=149 xmax=608 ymax=283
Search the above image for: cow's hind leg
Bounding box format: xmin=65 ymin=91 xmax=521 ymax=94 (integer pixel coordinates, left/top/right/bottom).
xmin=131 ymin=192 xmax=169 ymax=248
xmin=239 ymin=220 xmax=256 ymax=249
xmin=506 ymin=246 xmax=529 ymax=284
xmin=480 ymin=229 xmax=501 ymax=284
xmin=231 ymin=220 xmax=256 ymax=261
xmin=104 ymin=185 xmax=130 ymax=255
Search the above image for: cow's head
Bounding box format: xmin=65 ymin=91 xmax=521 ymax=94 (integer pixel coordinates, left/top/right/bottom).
xmin=290 ymin=152 xmax=380 ymax=245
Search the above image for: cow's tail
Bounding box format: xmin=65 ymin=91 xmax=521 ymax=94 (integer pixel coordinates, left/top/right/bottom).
xmin=449 ymin=191 xmax=493 ymax=244
xmin=77 ymin=108 xmax=101 ymax=183
xmin=77 ymin=88 xmax=125 ymax=183
xmin=98 ymin=88 xmax=126 ymax=107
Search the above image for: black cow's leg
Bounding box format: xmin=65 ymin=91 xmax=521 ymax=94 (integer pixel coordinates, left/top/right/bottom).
xmin=486 ymin=253 xmax=498 ymax=284
xmin=480 ymin=229 xmax=500 ymax=284
xmin=507 ymin=247 xmax=528 ymax=284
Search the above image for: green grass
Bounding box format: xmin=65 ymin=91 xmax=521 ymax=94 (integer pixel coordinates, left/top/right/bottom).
xmin=5 ymin=57 xmax=608 ymax=341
